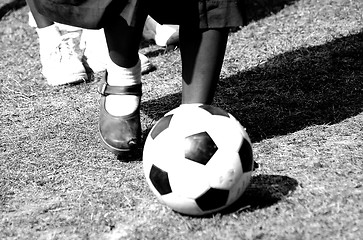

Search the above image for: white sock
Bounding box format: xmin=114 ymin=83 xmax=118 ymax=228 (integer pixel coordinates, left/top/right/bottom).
xmin=106 ymin=59 xmax=141 ymax=86
xmin=36 ymin=24 xmax=61 ymax=53
xmin=105 ymin=60 xmax=141 ymax=116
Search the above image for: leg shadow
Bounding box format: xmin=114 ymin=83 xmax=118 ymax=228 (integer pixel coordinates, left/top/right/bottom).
xmin=214 ymin=32 xmax=363 ymax=142
xmin=141 ymin=33 xmax=363 ymax=143
xmin=243 ymin=0 xmax=299 ymax=24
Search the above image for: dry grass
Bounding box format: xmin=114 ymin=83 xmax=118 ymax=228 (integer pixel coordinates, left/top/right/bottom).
xmin=1 ymin=0 xmax=362 ymax=239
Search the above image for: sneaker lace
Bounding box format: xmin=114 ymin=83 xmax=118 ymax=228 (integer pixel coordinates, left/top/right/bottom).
xmin=52 ymin=32 xmax=80 ymax=62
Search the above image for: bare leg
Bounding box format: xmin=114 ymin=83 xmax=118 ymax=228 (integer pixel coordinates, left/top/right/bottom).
xmin=26 ymin=0 xmax=53 ymax=28
xmin=103 ymin=15 xmax=146 ymax=68
xmin=180 ymin=27 xmax=229 ymax=104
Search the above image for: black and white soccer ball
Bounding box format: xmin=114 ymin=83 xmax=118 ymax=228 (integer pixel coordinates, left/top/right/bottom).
xmin=143 ymin=104 xmax=254 ymax=216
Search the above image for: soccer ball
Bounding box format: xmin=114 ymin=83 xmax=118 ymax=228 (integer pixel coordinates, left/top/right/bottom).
xmin=143 ymin=104 xmax=254 ymax=216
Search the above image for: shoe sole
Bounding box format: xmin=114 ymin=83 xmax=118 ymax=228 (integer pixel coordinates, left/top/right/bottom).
xmin=99 ymin=134 xmax=141 ymax=161
xmin=46 ymin=73 xmax=88 ymax=86
xmin=141 ymin=62 xmax=156 ymax=75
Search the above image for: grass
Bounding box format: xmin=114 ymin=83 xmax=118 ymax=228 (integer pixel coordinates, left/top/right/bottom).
xmin=1 ymin=0 xmax=362 ymax=239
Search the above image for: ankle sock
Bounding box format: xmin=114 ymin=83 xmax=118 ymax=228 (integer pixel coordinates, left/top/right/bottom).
xmin=106 ymin=59 xmax=141 ymax=86
xmin=36 ymin=24 xmax=61 ymax=53
xmin=105 ymin=60 xmax=141 ymax=116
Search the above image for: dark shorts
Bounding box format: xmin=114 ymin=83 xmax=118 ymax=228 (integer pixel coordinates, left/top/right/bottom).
xmin=34 ymin=0 xmax=245 ymax=29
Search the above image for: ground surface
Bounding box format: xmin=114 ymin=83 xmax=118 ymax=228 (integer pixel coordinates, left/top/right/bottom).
xmin=0 ymin=0 xmax=362 ymax=239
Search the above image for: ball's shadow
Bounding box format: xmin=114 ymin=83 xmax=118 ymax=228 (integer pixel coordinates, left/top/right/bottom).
xmin=221 ymin=174 xmax=298 ymax=215
xmin=173 ymin=174 xmax=298 ymax=218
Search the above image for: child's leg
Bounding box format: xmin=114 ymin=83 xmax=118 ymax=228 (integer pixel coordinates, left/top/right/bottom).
xmin=103 ymin=18 xmax=144 ymax=68
xmin=80 ymin=29 xmax=155 ymax=74
xmin=102 ymin=14 xmax=146 ymax=116
xmin=179 ymin=27 xmax=229 ymax=104
xmin=26 ymin=0 xmax=53 ymax=28
xmin=98 ymin=13 xmax=147 ymax=157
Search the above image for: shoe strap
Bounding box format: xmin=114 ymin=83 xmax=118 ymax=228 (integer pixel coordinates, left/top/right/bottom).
xmin=98 ymin=82 xmax=142 ymax=96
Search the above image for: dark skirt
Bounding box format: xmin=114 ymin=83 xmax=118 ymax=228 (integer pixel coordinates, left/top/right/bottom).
xmin=34 ymin=0 xmax=245 ymax=29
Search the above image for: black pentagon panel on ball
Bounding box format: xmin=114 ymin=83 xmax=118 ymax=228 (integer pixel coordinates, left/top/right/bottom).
xmin=199 ymin=105 xmax=230 ymax=117
xmin=239 ymin=138 xmax=253 ymax=173
xmin=185 ymin=132 xmax=218 ymax=165
xmin=149 ymin=164 xmax=172 ymax=195
xmin=195 ymin=188 xmax=229 ymax=211
xmin=150 ymin=114 xmax=173 ymax=139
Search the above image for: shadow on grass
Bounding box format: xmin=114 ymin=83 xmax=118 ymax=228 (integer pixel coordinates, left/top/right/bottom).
xmin=243 ymin=0 xmax=298 ymax=23
xmin=173 ymin=174 xmax=298 ymax=218
xmin=221 ymin=174 xmax=298 ymax=214
xmin=142 ymin=31 xmax=363 ymax=143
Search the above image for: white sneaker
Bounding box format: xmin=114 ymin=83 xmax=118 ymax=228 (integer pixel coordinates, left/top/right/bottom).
xmin=29 ymin=12 xmax=87 ymax=85
xmin=39 ymin=32 xmax=88 ymax=86
xmin=81 ymin=29 xmax=154 ymax=74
